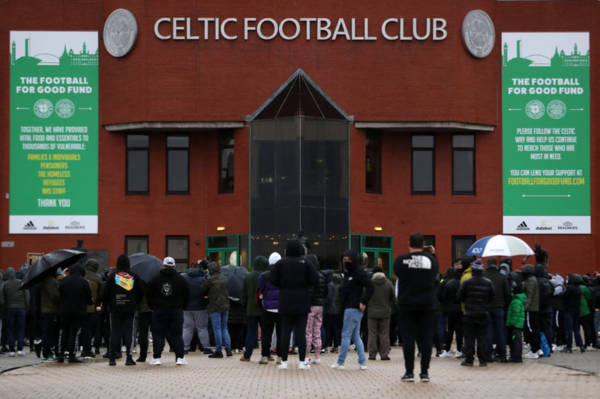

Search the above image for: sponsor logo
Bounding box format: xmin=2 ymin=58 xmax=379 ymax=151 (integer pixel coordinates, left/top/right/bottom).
xmin=470 ymin=247 xmax=482 ymax=254
xmin=535 ymin=220 xmax=552 ymax=231
xmin=23 ymin=220 xmax=37 ymax=230
xmin=516 ymin=221 xmax=530 ymax=231
xmin=43 ymin=220 xmax=59 ymax=230
xmin=558 ymin=221 xmax=578 ymax=231
xmin=65 ymin=220 xmax=85 ymax=230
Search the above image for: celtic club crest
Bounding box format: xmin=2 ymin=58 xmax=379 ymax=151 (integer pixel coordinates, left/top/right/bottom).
xmin=546 ymin=100 xmax=567 ymax=120
xmin=525 ymin=100 xmax=545 ymax=120
xmin=462 ymin=10 xmax=495 ymax=59
xmin=33 ymin=99 xmax=53 ymax=119
xmin=103 ymin=8 xmax=138 ymax=58
xmin=55 ymin=99 xmax=75 ymax=119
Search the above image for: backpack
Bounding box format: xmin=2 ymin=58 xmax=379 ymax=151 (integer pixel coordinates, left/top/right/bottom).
xmin=113 ymin=272 xmax=136 ymax=310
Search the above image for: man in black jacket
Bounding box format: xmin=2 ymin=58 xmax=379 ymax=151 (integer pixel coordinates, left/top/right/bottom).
xmin=103 ymin=254 xmax=143 ymax=366
xmin=58 ymin=264 xmax=91 ymax=363
xmin=331 ymin=250 xmax=374 ymax=370
xmin=457 ymin=259 xmax=495 ymax=367
xmin=394 ymin=233 xmax=439 ymax=382
xmin=484 ymin=258 xmax=511 ymax=362
xmin=439 ymin=267 xmax=463 ymax=358
xmin=270 ymin=239 xmax=319 ymax=370
xmin=147 ymin=257 xmax=189 ymax=366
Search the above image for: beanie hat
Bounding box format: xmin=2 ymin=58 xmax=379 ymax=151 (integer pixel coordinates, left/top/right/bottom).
xmin=471 ymin=259 xmax=484 ymax=271
xmin=116 ymin=254 xmax=130 ymax=271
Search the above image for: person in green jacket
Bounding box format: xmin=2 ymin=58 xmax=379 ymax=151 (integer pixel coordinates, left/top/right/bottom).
xmin=240 ymin=256 xmax=269 ymax=362
xmin=506 ymin=291 xmax=526 ymax=363
xmin=367 ymin=267 xmax=395 ymax=361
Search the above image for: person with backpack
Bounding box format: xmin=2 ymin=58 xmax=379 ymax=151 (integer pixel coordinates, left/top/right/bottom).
xmin=240 ymin=256 xmax=269 ymax=362
xmin=103 ymin=254 xmax=144 ymax=366
xmin=484 ymin=258 xmax=511 ymax=362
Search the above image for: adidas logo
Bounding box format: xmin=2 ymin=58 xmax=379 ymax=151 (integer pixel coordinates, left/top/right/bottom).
xmin=516 ymin=221 xmax=529 ymax=231
xmin=23 ymin=220 xmax=37 ymax=230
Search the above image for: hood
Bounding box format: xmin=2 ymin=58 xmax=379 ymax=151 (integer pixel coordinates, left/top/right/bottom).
xmin=116 ymin=254 xmax=131 ymax=272
xmin=522 ymin=264 xmax=535 ymax=277
xmin=446 ymin=268 xmax=461 ymax=280
xmin=582 ymin=275 xmax=591 ymax=285
xmin=342 ymin=250 xmax=361 ymax=274
xmin=208 ymin=261 xmax=220 ymax=275
xmin=85 ymin=258 xmax=100 ymax=273
xmin=5 ymin=267 xmax=16 ymax=280
xmin=253 ymin=256 xmax=269 ymax=272
xmin=552 ymin=274 xmax=565 ymax=286
xmin=371 ymin=272 xmax=387 ymax=283
xmin=534 ymin=264 xmax=547 ymax=278
xmin=568 ymin=273 xmax=582 ymax=286
xmin=285 ymin=239 xmax=305 ymax=257
xmin=187 ymin=268 xmax=204 ymax=277
xmin=514 ymin=292 xmax=527 ymax=304
xmin=69 ymin=264 xmax=86 ymax=277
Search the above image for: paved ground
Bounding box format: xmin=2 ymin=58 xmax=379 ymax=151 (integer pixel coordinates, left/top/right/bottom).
xmin=1 ymin=347 xmax=599 ymax=399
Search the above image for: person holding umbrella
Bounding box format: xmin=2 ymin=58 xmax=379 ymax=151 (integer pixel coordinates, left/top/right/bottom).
xmin=58 ymin=264 xmax=91 ymax=363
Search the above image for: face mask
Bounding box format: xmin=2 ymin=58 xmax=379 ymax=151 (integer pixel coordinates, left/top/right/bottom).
xmin=500 ymin=269 xmax=508 ymax=276
xmin=343 ymin=261 xmax=353 ymax=272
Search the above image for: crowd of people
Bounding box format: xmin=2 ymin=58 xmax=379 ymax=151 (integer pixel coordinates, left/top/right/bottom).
xmin=0 ymin=234 xmax=599 ymax=384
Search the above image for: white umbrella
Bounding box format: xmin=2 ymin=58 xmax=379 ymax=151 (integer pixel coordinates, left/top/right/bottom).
xmin=465 ymin=234 xmax=534 ymax=257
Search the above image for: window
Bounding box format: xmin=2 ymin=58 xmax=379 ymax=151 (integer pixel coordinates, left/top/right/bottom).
xmin=125 ymin=236 xmax=148 ymax=256
xmin=219 ymin=131 xmax=234 ymax=193
xmin=167 ymin=136 xmax=189 ymax=194
xmin=411 ymin=135 xmax=434 ymax=194
xmin=166 ymin=236 xmax=189 ymax=270
xmin=453 ymin=135 xmax=475 ymax=194
xmin=452 ymin=235 xmax=476 ymax=261
xmin=365 ymin=130 xmax=381 ymax=193
xmin=126 ymin=135 xmax=149 ymax=194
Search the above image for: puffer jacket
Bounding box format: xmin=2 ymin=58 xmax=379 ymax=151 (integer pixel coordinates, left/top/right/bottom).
xmin=457 ymin=270 xmax=495 ymax=317
xmin=506 ymin=293 xmax=527 ymax=329
xmin=2 ymin=268 xmax=29 ymax=309
xmin=84 ymin=259 xmax=104 ymax=313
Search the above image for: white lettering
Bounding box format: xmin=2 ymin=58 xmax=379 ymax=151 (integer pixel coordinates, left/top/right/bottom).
xmin=412 ymin=18 xmax=430 ymax=40
xmin=317 ymin=18 xmax=332 ymax=40
xmin=300 ymin=18 xmax=316 ymax=40
xmin=154 ymin=17 xmax=171 ymax=40
xmin=432 ymin=18 xmax=447 ymax=40
xmin=332 ymin=18 xmax=350 ymax=41
xmin=221 ymin=18 xmax=237 ymax=40
xmin=257 ymin=18 xmax=278 ymax=40
xmin=381 ymin=18 xmax=398 ymax=40
xmin=279 ymin=18 xmax=301 ymax=40
xmin=244 ymin=18 xmax=257 ymax=40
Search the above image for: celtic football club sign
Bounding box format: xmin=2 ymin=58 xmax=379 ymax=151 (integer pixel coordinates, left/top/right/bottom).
xmin=502 ymin=32 xmax=590 ymax=234
xmin=9 ymin=31 xmax=98 ymax=234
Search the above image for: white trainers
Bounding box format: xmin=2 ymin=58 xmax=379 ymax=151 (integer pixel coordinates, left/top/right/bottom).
xmin=278 ymin=361 xmax=288 ymax=369
xmin=311 ymin=358 xmax=321 ymax=364
xmin=536 ymin=349 xmax=543 ymax=356
xmin=17 ymin=351 xmax=25 ymax=356
xmin=150 ymin=358 xmax=161 ymax=366
xmin=454 ymin=351 xmax=463 ymax=358
xmin=176 ymin=357 xmax=188 ymax=365
xmin=523 ymin=351 xmax=539 ymax=359
xmin=298 ymin=361 xmax=311 ymax=370
xmin=330 ymin=363 xmax=345 ymax=369
xmin=8 ymin=352 xmax=16 ymax=357
xmin=439 ymin=350 xmax=451 ymax=358
xmin=359 ymin=362 xmax=367 ymax=370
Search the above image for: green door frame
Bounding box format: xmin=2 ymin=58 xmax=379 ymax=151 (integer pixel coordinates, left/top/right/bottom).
xmin=206 ymin=234 xmax=249 ymax=267
xmin=350 ymin=234 xmax=394 ymax=276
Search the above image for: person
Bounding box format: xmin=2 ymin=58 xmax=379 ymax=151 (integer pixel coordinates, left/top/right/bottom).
xmin=81 ymin=259 xmax=104 ymax=359
xmin=331 ymin=250 xmax=374 ymax=370
xmin=39 ymin=269 xmax=61 ymax=361
xmin=563 ymin=274 xmax=583 ymax=353
xmin=457 ymin=259 xmax=495 ymax=367
xmin=270 ymin=239 xmax=319 ymax=370
xmin=393 ymin=233 xmax=439 ymax=383
xmin=103 ymin=254 xmax=144 ymax=366
xmin=240 ymin=256 xmax=269 ymax=362
xmin=367 ymin=266 xmax=394 ymax=361
xmin=305 ymin=254 xmax=327 ymax=364
xmin=147 ymin=256 xmax=189 ymax=365
xmin=506 ymin=284 xmax=526 ymax=362
xmin=200 ymin=261 xmax=231 ymax=358
xmin=578 ymin=275 xmax=593 ymax=349
xmin=522 ymin=264 xmax=540 ymax=359
xmin=182 ymin=262 xmax=211 ymax=356
xmin=484 ymin=258 xmax=511 ymax=362
xmin=257 ymin=252 xmax=283 ymax=364
xmin=322 ymin=270 xmax=340 ymax=354
xmin=2 ymin=268 xmax=29 ymax=356
xmin=438 ymin=266 xmax=463 ymax=358
xmin=135 ymin=277 xmax=153 ymax=362
xmin=535 ymin=264 xmax=554 ymax=355
xmin=58 ymin=264 xmax=91 ymax=363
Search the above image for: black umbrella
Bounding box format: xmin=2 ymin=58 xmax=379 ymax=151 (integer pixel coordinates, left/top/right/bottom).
xmin=21 ymin=249 xmax=86 ymax=289
xmin=129 ymin=253 xmax=162 ymax=283
xmin=220 ymin=264 xmax=248 ymax=301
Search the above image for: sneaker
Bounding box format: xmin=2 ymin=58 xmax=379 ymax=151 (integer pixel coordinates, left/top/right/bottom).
xmin=68 ymin=356 xmax=83 ymax=363
xmin=17 ymin=351 xmax=25 ymax=356
xmin=8 ymin=352 xmax=16 ymax=357
xmin=278 ymin=361 xmax=288 ymax=369
xmin=150 ymin=358 xmax=161 ymax=366
xmin=276 ymin=356 xmax=282 ymax=365
xmin=523 ymin=351 xmax=539 ymax=359
xmin=419 ymin=372 xmax=429 ymax=382
xmin=454 ymin=351 xmax=463 ymax=358
xmin=359 ymin=362 xmax=367 ymax=370
xmin=298 ymin=361 xmax=311 ymax=370
xmin=321 ymin=348 xmax=327 ymax=354
xmin=536 ymin=349 xmax=543 ymax=356
xmin=240 ymin=356 xmax=250 ymax=362
xmin=579 ymin=346 xmax=586 ymax=353
xmin=368 ymin=356 xmax=376 ymax=361
xmin=330 ymin=362 xmax=345 ymax=369
xmin=401 ymin=372 xmax=415 ymax=382
xmin=209 ymin=351 xmax=223 ymax=358
xmin=108 ymin=358 xmax=116 ymax=366
xmin=311 ymin=358 xmax=321 ymax=364
xmin=381 ymin=356 xmax=391 ymax=361
xmin=330 ymin=347 xmax=338 ymax=354
xmin=439 ymin=350 xmax=451 ymax=358
xmin=259 ymin=356 xmax=269 ymax=364
xmin=460 ymin=361 xmax=474 ymax=367
xmin=41 ymin=356 xmax=57 ymax=363
xmin=136 ymin=356 xmax=146 ymax=363
xmin=176 ymin=357 xmax=188 ymax=365
xmin=226 ymin=350 xmax=233 ymax=357
xmin=202 ymin=349 xmax=213 ymax=355
xmin=125 ymin=355 xmax=136 ymax=366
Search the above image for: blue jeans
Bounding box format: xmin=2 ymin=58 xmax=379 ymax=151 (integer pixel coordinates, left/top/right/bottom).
xmin=6 ymin=308 xmax=26 ymax=352
xmin=487 ymin=307 xmax=507 ymax=359
xmin=209 ymin=311 xmax=231 ymax=353
xmin=337 ymin=308 xmax=366 ymax=365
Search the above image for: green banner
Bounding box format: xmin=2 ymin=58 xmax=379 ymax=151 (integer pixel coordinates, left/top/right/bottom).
xmin=9 ymin=31 xmax=98 ymax=234
xmin=502 ymin=32 xmax=590 ymax=234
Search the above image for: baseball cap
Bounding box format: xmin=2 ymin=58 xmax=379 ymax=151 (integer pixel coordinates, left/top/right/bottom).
xmin=163 ymin=256 xmax=176 ymax=267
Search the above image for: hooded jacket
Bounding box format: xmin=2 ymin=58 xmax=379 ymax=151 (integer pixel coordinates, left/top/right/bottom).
xmin=393 ymin=249 xmax=439 ymax=309
xmin=484 ymin=264 xmax=511 ymax=309
xmin=563 ymin=274 xmax=582 ymax=315
xmin=40 ymin=274 xmax=60 ymax=314
xmin=269 ymin=239 xmax=319 ymax=315
xmin=522 ymin=265 xmax=539 ymax=312
xmin=506 ymin=293 xmax=527 ymax=329
xmin=340 ymin=250 xmax=374 ymax=311
xmin=307 ymin=255 xmax=327 ymax=307
xmin=148 ymin=266 xmax=189 ymax=310
xmin=534 ymin=264 xmax=553 ymax=311
xmin=577 ymin=275 xmax=592 ymax=317
xmin=2 ymin=268 xmax=30 ymax=309
xmin=242 ymin=256 xmax=269 ymax=317
xmin=183 ymin=268 xmax=208 ymax=311
xmin=258 ymin=268 xmax=280 ymax=311
xmin=439 ymin=268 xmax=462 ymax=313
xmin=104 ymin=255 xmax=144 ymax=313
xmin=84 ymin=259 xmax=104 ymax=313
xmin=322 ymin=270 xmax=337 ymax=315
xmin=457 ymin=269 xmax=495 ymax=317
xmin=200 ymin=262 xmax=229 ymax=313
xmin=59 ymin=265 xmax=92 ymax=317
xmin=367 ymin=272 xmax=395 ymax=319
